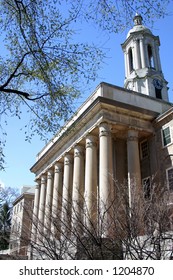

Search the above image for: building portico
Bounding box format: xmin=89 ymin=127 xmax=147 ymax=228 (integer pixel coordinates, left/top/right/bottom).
xmin=30 ymin=81 xmax=172 ymax=243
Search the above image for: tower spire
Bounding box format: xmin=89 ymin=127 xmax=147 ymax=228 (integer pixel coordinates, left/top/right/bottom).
xmin=133 ymin=13 xmax=143 ymax=26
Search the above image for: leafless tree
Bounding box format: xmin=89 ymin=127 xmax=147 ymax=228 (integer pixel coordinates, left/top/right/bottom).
xmin=0 ymin=186 xmax=19 ymax=207
xmin=111 ymin=179 xmax=173 ymax=259
xmin=11 ymin=178 xmax=173 ymax=260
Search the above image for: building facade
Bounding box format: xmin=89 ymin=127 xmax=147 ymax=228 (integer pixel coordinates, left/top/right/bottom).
xmin=30 ymin=15 xmax=173 ymax=259
xmin=9 ymin=186 xmax=35 ymax=256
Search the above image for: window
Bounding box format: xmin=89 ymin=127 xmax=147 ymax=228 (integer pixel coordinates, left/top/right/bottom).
xmin=142 ymin=177 xmax=151 ymax=199
xmin=140 ymin=140 xmax=149 ymax=159
xmin=162 ymin=126 xmax=171 ymax=147
xmin=20 ymin=201 xmax=23 ymax=211
xmin=147 ymin=44 xmax=154 ymax=68
xmin=128 ymin=48 xmax=134 ymax=72
xmin=166 ymin=167 xmax=173 ymax=192
xmin=155 ymin=88 xmax=162 ymax=99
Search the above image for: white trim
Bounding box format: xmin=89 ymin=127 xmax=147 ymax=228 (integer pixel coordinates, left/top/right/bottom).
xmin=161 ymin=126 xmax=172 ymax=147
xmin=166 ymin=167 xmax=173 ymax=192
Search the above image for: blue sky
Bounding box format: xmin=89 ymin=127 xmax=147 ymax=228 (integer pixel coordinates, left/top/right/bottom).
xmin=0 ymin=4 xmax=173 ymax=190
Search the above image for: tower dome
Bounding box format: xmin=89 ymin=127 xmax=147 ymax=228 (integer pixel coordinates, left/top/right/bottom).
xmin=127 ymin=14 xmax=152 ymax=38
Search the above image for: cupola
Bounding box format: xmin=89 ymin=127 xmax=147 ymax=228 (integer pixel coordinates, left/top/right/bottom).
xmin=121 ymin=14 xmax=169 ymax=102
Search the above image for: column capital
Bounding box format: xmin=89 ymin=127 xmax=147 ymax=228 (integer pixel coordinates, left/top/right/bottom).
xmin=138 ymin=35 xmax=144 ymax=41
xmin=64 ymin=153 xmax=73 ymax=165
xmin=74 ymin=145 xmax=84 ymax=158
xmin=34 ymin=184 xmax=40 ymax=190
xmin=127 ymin=129 xmax=139 ymax=142
xmin=34 ymin=178 xmax=41 ymax=185
xmin=41 ymin=174 xmax=47 ymax=184
xmin=54 ymin=162 xmax=63 ymax=173
xmin=47 ymin=169 xmax=53 ymax=179
xmin=85 ymin=135 xmax=97 ymax=148
xmin=133 ymin=36 xmax=139 ymax=42
xmin=99 ymin=122 xmax=112 ymax=137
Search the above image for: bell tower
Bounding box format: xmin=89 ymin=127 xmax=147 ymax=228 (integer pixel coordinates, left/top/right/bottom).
xmin=121 ymin=14 xmax=169 ymax=102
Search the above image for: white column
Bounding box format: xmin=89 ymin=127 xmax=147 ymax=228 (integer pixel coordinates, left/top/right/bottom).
xmin=31 ymin=179 xmax=40 ymax=242
xmin=99 ymin=122 xmax=113 ymax=235
xmin=44 ymin=169 xmax=53 ymax=235
xmin=62 ymin=154 xmax=73 ymax=234
xmin=72 ymin=145 xmax=84 ymax=207
xmin=139 ymin=37 xmax=146 ymax=68
xmin=134 ymin=39 xmax=141 ymax=69
xmin=51 ymin=162 xmax=63 ymax=237
xmin=84 ymin=135 xmax=98 ymax=231
xmin=124 ymin=51 xmax=129 ymax=77
xmin=72 ymin=145 xmax=85 ymax=231
xmin=127 ymin=130 xmax=141 ymax=206
xmin=37 ymin=175 xmax=47 ymax=241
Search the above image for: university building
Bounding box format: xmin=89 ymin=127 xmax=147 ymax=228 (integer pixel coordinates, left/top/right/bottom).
xmin=30 ymin=14 xmax=173 ymax=259
xmin=9 ymin=186 xmax=35 ymax=256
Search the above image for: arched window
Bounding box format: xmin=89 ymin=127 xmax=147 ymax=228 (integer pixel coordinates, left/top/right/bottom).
xmin=128 ymin=47 xmax=134 ymax=72
xmin=147 ymin=45 xmax=154 ymax=68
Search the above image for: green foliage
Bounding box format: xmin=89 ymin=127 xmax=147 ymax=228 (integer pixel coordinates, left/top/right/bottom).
xmin=0 ymin=186 xmax=19 ymax=249
xmin=0 ymin=202 xmax=11 ymax=229
xmin=0 ymin=202 xmax=11 ymax=250
xmin=0 ymin=0 xmax=104 ymax=170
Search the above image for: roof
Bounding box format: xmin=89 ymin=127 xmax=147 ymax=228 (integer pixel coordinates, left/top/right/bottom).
xmin=12 ymin=186 xmax=35 ymax=206
xmin=126 ymin=13 xmax=152 ymax=38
